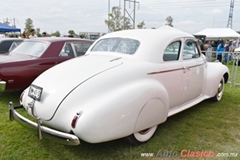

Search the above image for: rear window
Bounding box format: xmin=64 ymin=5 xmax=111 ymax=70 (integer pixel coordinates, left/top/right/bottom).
xmin=91 ymin=38 xmax=140 ymax=55
xmin=11 ymin=41 xmax=49 ymax=57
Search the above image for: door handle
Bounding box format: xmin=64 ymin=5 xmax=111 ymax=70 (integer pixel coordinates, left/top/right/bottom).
xmin=183 ymin=67 xmax=190 ymax=73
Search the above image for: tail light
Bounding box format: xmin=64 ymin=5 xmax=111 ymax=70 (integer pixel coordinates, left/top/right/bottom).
xmin=71 ymin=111 xmax=83 ymax=128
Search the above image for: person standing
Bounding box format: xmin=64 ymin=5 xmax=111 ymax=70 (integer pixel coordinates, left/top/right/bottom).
xmin=21 ymin=31 xmax=28 ymax=38
xmin=29 ymin=29 xmax=38 ymax=38
xmin=204 ymin=40 xmax=212 ymax=51
xmin=216 ymin=40 xmax=224 ymax=62
xmin=42 ymin=32 xmax=47 ymax=37
xmin=224 ymin=40 xmax=232 ymax=63
xmin=204 ymin=40 xmax=212 ymax=61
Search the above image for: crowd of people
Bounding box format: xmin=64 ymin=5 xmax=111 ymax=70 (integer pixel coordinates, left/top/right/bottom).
xmin=20 ymin=29 xmax=47 ymax=39
xmin=203 ymin=39 xmax=238 ymax=63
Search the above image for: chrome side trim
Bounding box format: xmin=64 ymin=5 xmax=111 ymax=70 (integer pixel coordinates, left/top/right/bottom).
xmin=147 ymin=68 xmax=183 ymax=75
xmin=148 ymin=62 xmax=206 ymax=75
xmin=0 ymin=81 xmax=6 ymax=92
xmin=9 ymin=102 xmax=80 ymax=145
xmin=184 ymin=62 xmax=206 ymax=69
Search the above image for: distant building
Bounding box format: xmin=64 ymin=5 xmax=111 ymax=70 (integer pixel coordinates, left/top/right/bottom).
xmin=79 ymin=32 xmax=106 ymax=40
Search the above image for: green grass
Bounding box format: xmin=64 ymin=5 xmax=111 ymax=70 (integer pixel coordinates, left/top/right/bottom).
xmin=0 ymin=65 xmax=240 ymax=160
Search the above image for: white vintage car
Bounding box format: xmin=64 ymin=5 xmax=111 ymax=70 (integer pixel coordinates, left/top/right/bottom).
xmin=9 ymin=26 xmax=229 ymax=146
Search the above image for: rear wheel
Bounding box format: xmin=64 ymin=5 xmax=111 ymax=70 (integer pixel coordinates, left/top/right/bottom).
xmin=125 ymin=125 xmax=158 ymax=145
xmin=212 ymin=77 xmax=224 ymax=101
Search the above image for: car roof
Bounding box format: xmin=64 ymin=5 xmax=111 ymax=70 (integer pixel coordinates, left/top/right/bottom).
xmin=24 ymin=37 xmax=93 ymax=43
xmin=102 ymin=26 xmax=194 ymax=42
xmin=89 ymin=26 xmax=196 ymax=63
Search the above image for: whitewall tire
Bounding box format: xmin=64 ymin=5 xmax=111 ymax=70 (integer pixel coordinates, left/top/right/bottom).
xmin=212 ymin=77 xmax=224 ymax=102
xmin=125 ymin=125 xmax=158 ymax=145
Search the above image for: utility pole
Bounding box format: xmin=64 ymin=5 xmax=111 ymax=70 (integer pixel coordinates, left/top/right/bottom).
xmin=123 ymin=0 xmax=139 ymax=30
xmin=108 ymin=0 xmax=110 ymax=33
xmin=12 ymin=18 xmax=16 ymax=28
xmin=3 ymin=17 xmax=10 ymax=25
xmin=3 ymin=17 xmax=18 ymax=27
xmin=226 ymin=0 xmax=235 ymax=28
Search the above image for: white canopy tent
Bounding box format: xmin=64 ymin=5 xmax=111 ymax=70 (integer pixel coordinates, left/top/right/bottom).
xmin=194 ymin=28 xmax=240 ymax=40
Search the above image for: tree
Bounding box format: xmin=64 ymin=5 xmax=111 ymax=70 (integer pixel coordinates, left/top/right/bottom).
xmin=68 ymin=30 xmax=75 ymax=36
xmin=36 ymin=28 xmax=41 ymax=37
xmin=79 ymin=33 xmax=87 ymax=38
xmin=123 ymin=17 xmax=132 ymax=30
xmin=137 ymin=21 xmax=145 ymax=29
xmin=166 ymin=16 xmax=173 ymax=27
xmin=105 ymin=6 xmax=132 ymax=32
xmin=24 ymin=18 xmax=34 ymax=35
xmin=50 ymin=31 xmax=61 ymax=37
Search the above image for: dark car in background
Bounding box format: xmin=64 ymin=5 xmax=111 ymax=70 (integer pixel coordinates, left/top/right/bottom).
xmin=0 ymin=38 xmax=23 ymax=54
xmin=0 ymin=37 xmax=93 ymax=91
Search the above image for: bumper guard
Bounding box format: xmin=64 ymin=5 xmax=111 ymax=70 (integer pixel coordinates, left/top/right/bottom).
xmin=9 ymin=102 xmax=80 ymax=145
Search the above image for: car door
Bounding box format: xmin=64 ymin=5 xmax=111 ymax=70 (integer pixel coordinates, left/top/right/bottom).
xmin=153 ymin=41 xmax=185 ymax=109
xmin=181 ymin=39 xmax=205 ymax=103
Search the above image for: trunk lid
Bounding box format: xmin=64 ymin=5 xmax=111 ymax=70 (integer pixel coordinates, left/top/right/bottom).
xmin=0 ymin=53 xmax=33 ymax=63
xmin=24 ymin=54 xmax=123 ymax=120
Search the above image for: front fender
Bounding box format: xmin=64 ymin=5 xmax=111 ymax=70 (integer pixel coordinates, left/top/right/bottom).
xmin=203 ymin=62 xmax=229 ymax=98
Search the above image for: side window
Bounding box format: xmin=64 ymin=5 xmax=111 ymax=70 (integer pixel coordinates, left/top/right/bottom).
xmin=60 ymin=43 xmax=74 ymax=57
xmin=163 ymin=41 xmax=181 ymax=61
xmin=183 ymin=40 xmax=200 ymax=60
xmin=73 ymin=42 xmax=92 ymax=56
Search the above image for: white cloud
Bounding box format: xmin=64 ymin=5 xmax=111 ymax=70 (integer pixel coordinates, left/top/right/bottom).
xmin=211 ymin=9 xmax=224 ymax=15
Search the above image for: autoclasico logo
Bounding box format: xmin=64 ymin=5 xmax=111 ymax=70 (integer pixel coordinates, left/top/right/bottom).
xmin=181 ymin=150 xmax=214 ymax=158
xmin=140 ymin=149 xmax=238 ymax=158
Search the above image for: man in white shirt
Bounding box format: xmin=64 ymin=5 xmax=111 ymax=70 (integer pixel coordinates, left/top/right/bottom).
xmin=29 ymin=29 xmax=38 ymax=38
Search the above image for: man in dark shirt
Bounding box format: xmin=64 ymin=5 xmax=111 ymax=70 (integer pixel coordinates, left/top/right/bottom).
xmin=224 ymin=40 xmax=232 ymax=63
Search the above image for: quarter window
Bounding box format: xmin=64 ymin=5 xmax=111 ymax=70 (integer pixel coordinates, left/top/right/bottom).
xmin=60 ymin=43 xmax=74 ymax=57
xmin=163 ymin=41 xmax=181 ymax=61
xmin=73 ymin=42 xmax=92 ymax=56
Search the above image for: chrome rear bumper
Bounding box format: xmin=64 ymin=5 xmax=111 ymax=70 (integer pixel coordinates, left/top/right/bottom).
xmin=9 ymin=102 xmax=80 ymax=145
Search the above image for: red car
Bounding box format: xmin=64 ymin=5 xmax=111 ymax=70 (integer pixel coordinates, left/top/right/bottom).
xmin=0 ymin=38 xmax=93 ymax=91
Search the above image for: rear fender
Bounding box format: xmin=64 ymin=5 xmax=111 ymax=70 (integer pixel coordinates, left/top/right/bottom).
xmin=68 ymin=79 xmax=169 ymax=143
xmin=134 ymin=98 xmax=167 ymax=133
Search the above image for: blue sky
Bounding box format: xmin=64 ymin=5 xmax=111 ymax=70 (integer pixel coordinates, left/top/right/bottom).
xmin=1 ymin=0 xmax=240 ymax=35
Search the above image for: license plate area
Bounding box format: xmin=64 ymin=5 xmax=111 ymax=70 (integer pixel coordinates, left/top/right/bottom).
xmin=28 ymin=84 xmax=43 ymax=101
